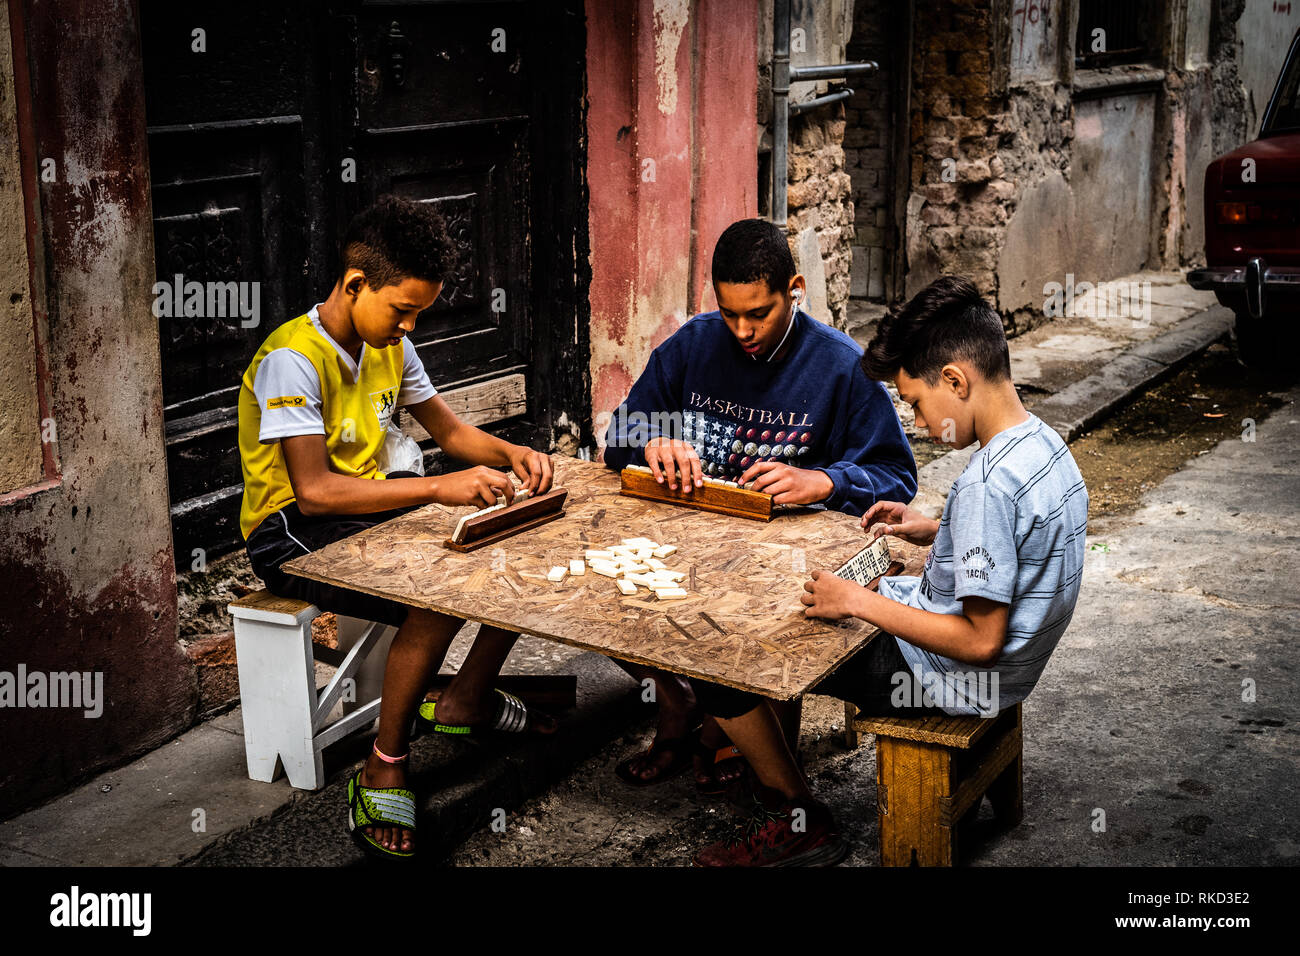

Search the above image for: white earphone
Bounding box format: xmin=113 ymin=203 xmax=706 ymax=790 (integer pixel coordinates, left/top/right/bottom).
xmin=761 ymin=288 xmax=801 ymax=363
xmin=744 ymin=287 xmax=802 ymax=362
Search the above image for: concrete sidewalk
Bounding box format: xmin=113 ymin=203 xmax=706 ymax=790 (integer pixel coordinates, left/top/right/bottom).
xmin=0 ymin=271 xmax=1230 ymax=866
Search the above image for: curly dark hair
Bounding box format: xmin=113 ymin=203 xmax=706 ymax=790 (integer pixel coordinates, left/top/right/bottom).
xmin=862 ymin=275 xmax=1011 ymax=384
xmin=711 ymin=218 xmax=796 ymax=293
xmin=338 ymin=194 xmax=458 ymax=290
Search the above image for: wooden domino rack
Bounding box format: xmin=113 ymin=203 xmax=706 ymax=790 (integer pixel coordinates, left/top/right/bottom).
xmin=618 ymin=464 xmax=776 ymax=521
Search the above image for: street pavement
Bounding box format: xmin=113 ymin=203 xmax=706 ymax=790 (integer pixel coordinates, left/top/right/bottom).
xmin=444 ymin=382 xmax=1300 ymax=866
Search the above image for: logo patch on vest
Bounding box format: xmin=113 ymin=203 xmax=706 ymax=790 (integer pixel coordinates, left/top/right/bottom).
xmin=267 ymin=395 xmax=306 ymax=409
xmin=370 ymin=387 xmax=397 ymax=431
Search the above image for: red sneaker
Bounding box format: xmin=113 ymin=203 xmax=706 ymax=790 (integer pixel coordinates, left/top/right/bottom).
xmin=693 ymin=787 xmax=849 ymax=867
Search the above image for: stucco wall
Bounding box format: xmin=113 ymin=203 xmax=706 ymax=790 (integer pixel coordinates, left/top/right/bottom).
xmin=0 ymin=0 xmax=40 ymax=495
xmin=1237 ymin=0 xmax=1298 ymax=137
xmin=0 ymin=0 xmax=195 ymax=818
xmin=586 ymin=0 xmax=759 ymax=446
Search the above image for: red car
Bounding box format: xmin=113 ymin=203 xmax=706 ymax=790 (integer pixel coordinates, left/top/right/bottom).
xmin=1188 ymin=27 xmax=1300 ymax=365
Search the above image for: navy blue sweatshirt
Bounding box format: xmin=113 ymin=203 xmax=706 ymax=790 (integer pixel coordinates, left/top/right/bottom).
xmin=601 ymin=308 xmax=917 ymax=516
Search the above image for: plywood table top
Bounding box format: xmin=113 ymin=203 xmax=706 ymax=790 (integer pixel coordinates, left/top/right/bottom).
xmin=282 ymin=456 xmax=926 ymax=699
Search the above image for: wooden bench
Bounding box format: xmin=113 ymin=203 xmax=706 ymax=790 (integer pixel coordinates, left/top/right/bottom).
xmin=227 ymin=590 xmax=397 ymax=790
xmin=846 ymin=702 xmax=1023 ymax=866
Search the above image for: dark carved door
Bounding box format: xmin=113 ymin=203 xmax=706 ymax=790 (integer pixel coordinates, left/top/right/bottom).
xmin=141 ymin=0 xmax=589 ymax=569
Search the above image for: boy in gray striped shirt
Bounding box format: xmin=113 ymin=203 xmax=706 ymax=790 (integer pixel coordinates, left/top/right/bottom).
xmin=689 ymin=274 xmax=1088 ymax=866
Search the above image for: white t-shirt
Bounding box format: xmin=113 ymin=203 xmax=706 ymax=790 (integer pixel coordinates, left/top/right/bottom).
xmin=252 ymin=304 xmax=438 ymax=444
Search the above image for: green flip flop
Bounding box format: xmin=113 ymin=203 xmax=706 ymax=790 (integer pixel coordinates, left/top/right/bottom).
xmin=347 ymin=768 xmax=417 ymax=861
xmin=416 ymin=687 xmax=536 ymax=736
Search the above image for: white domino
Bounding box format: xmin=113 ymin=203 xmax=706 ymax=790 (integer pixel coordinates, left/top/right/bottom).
xmin=546 ymin=566 xmax=567 ymax=583
xmin=655 ymin=588 xmax=689 ymax=600
xmin=616 ymin=579 xmax=638 ymax=595
xmin=834 ymin=536 xmax=892 ymax=585
xmin=569 ymin=560 xmax=586 ymax=576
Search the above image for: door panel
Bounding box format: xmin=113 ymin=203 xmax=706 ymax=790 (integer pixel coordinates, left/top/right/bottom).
xmin=342 ymin=4 xmax=535 ymax=445
xmin=142 ymin=0 xmax=587 ymax=567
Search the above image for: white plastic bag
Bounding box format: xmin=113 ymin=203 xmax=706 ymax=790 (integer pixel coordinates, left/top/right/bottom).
xmin=376 ymin=422 xmax=425 ymax=476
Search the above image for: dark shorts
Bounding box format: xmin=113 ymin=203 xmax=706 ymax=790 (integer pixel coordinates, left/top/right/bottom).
xmin=689 ymin=630 xmax=934 ymax=719
xmin=244 ymin=471 xmax=423 ymax=628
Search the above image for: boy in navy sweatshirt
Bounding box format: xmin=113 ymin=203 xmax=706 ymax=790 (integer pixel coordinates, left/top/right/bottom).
xmin=602 ymin=218 xmax=917 ymax=792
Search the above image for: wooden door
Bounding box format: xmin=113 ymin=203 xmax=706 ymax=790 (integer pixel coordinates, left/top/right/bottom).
xmin=141 ymin=0 xmax=589 ymax=568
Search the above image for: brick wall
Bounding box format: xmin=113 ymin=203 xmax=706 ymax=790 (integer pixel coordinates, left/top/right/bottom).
xmin=906 ymin=0 xmax=1014 ymax=311
xmin=844 ymin=0 xmax=894 ymax=301
xmin=785 ymin=104 xmax=854 ymax=329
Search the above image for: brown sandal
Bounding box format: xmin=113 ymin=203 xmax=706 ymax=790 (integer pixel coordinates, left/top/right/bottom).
xmin=694 ymin=742 xmax=750 ymax=797
xmin=615 ymin=726 xmax=701 ymax=787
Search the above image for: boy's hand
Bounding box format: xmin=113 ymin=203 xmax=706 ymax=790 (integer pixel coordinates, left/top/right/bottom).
xmin=801 ymin=570 xmax=862 ymax=620
xmin=507 ymin=445 xmax=553 ymax=495
xmin=861 ymin=500 xmax=938 ymax=546
xmin=739 ymin=461 xmax=833 ymax=505
xmin=644 ymin=437 xmax=704 ymax=491
xmin=432 ymin=466 xmax=517 ymax=509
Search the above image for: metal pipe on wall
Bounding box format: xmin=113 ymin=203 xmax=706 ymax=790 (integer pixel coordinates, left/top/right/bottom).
xmin=769 ymin=0 xmax=877 ymax=227
xmin=772 ymin=0 xmax=791 ymax=226
xmin=789 ymin=87 xmax=854 ymax=116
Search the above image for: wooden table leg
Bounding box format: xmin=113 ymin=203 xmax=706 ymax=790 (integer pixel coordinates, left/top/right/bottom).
xmin=841 ymin=701 xmax=860 ymax=749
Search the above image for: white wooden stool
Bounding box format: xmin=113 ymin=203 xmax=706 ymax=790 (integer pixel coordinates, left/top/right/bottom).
xmin=228 ymin=590 xmax=397 ymax=790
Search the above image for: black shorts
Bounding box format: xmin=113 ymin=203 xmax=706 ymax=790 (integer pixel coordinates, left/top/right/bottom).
xmin=243 ymin=471 xmax=423 ymax=628
xmin=689 ymin=630 xmax=934 ymax=719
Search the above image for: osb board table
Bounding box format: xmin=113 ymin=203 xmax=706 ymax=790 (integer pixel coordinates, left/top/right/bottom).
xmin=282 ymin=457 xmax=926 ymax=699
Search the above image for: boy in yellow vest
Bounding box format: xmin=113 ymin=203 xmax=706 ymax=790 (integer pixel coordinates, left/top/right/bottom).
xmin=238 ymin=195 xmax=555 ymax=861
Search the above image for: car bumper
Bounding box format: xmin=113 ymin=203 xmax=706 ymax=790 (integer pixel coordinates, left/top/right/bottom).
xmin=1187 ymin=257 xmax=1300 ymax=318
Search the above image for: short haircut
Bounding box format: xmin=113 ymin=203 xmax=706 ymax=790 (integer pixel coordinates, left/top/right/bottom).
xmin=339 ymin=195 xmax=458 ymax=291
xmin=711 ymin=218 xmax=796 ymax=293
xmin=862 ymin=275 xmax=1011 ymax=384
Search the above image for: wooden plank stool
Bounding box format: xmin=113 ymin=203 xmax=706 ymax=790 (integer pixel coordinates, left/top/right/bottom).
xmin=845 ymin=702 xmax=1024 ymax=866
xmin=228 ymin=590 xmax=397 ymax=790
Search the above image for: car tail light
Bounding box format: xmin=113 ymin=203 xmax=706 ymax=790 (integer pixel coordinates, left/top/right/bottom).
xmin=1217 ymin=202 xmax=1247 ymax=224
xmin=1216 ymin=202 xmax=1297 ymax=225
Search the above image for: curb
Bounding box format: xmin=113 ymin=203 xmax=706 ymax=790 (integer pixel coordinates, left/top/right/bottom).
xmin=916 ymin=305 xmax=1234 ymax=499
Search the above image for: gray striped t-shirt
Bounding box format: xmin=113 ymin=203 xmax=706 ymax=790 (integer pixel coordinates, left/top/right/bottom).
xmin=880 ymin=413 xmax=1088 ymax=716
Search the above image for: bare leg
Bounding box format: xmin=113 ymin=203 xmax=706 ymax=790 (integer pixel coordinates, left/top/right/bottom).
xmin=769 ymin=697 xmax=803 ymax=752
xmin=696 ymin=698 xmax=799 ymax=789
xmin=713 ymin=703 xmax=811 ymax=802
xmin=361 ymin=607 xmax=466 ymax=853
xmin=614 ymin=660 xmax=699 ymax=782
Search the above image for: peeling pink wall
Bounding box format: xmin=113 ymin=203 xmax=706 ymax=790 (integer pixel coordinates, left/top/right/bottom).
xmin=586 ymin=0 xmax=759 ymax=450
xmin=0 ymin=0 xmax=195 ymax=818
